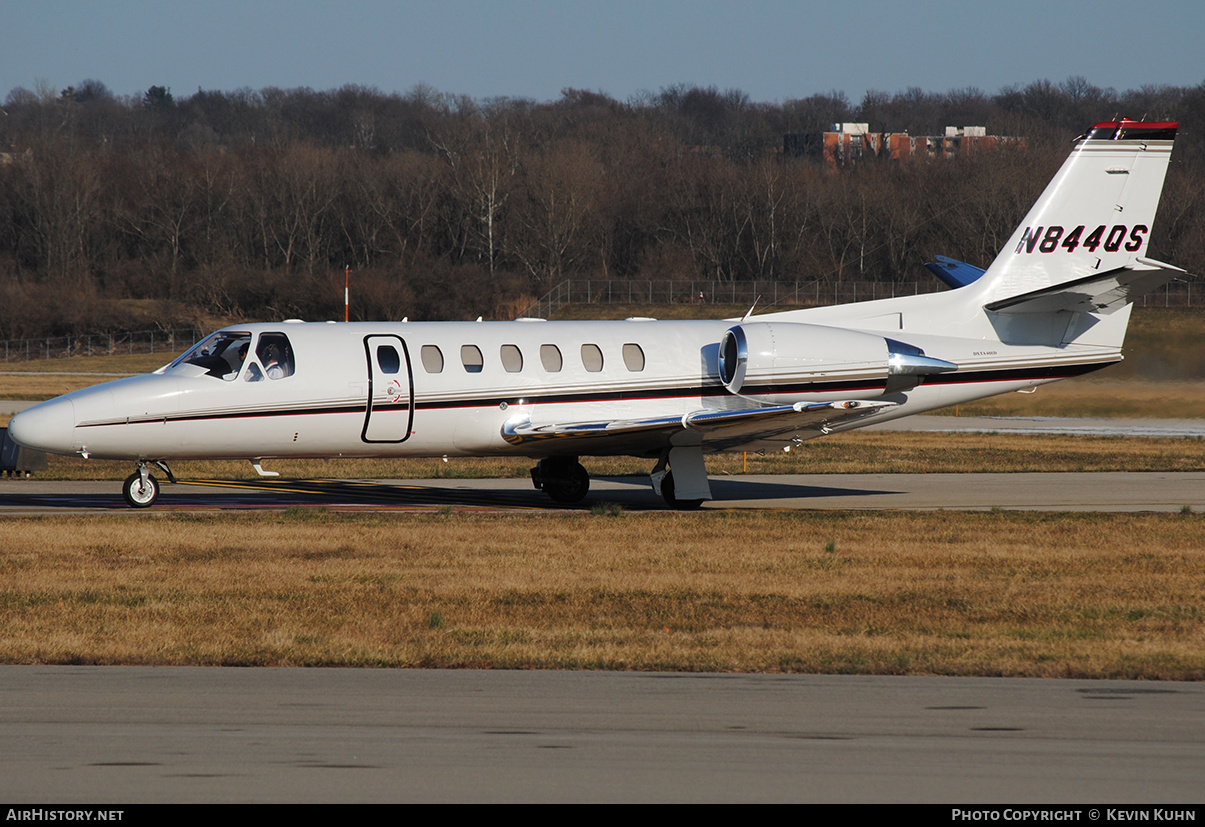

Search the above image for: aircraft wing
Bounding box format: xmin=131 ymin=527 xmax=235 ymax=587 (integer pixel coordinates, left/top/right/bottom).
xmin=502 ymin=400 xmax=896 ymax=454
xmin=984 ymin=258 xmax=1186 ymax=315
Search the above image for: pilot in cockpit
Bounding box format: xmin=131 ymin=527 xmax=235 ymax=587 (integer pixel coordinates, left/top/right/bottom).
xmin=263 ymin=343 xmax=286 ymax=379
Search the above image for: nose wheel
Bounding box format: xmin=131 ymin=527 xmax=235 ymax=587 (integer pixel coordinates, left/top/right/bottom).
xmin=122 ymin=461 xmax=165 ymax=508
xmin=121 ymin=462 xmax=172 ymax=508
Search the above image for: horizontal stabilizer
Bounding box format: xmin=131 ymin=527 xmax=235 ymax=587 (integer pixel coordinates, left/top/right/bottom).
xmin=503 ymin=400 xmax=896 ymax=453
xmin=924 ymin=255 xmax=986 ymax=289
xmin=984 ymin=258 xmax=1186 ymax=316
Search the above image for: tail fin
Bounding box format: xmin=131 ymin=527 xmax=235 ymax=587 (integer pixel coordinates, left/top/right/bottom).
xmin=980 ymin=120 xmax=1179 ymax=310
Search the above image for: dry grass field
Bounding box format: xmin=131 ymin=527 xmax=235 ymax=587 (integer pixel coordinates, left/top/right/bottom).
xmin=1 ymin=510 xmax=1201 ymax=678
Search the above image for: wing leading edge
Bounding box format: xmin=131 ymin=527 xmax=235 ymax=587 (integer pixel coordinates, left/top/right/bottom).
xmin=502 ymin=399 xmax=896 ymax=455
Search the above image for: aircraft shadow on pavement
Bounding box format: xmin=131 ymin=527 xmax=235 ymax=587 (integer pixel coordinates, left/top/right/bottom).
xmin=180 ymin=475 xmax=900 ymax=510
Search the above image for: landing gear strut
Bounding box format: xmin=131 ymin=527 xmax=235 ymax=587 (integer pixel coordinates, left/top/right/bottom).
xmin=531 ymin=456 xmax=590 ymax=504
xmin=121 ymin=460 xmax=174 ymax=508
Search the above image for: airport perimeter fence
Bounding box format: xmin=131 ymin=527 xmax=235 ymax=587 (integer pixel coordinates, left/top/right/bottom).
xmin=517 ymin=277 xmax=1204 ymax=319
xmin=518 ymin=279 xmax=946 ymax=319
xmin=0 ymin=328 xmax=205 ymax=364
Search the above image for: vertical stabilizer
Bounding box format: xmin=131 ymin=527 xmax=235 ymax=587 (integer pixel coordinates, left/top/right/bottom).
xmin=979 ymin=120 xmax=1177 ymax=305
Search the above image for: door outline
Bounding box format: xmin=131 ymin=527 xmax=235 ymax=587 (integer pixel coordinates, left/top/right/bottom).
xmin=361 ymin=335 xmax=414 ymax=443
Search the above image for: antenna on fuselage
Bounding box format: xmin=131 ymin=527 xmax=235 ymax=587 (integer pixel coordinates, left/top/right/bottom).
xmin=741 ymin=297 xmax=761 ymax=322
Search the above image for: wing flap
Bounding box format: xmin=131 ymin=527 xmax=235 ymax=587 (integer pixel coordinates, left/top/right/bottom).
xmin=502 ymin=400 xmax=896 ymax=454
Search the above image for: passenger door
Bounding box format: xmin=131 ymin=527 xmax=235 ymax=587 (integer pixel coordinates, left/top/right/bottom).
xmin=362 ymin=335 xmax=413 ymax=443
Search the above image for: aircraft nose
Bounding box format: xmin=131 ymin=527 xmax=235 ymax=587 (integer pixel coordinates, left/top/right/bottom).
xmin=7 ymin=398 xmax=77 ymax=455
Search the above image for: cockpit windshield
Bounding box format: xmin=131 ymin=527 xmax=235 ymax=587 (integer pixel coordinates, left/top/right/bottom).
xmin=168 ymin=331 xmax=252 ymax=380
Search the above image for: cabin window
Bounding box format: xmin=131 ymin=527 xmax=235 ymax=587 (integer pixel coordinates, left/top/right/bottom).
xmin=421 ymin=345 xmax=444 ymax=373
xmin=376 ymin=345 xmax=401 ymax=375
xmin=581 ymin=344 xmax=604 ymax=372
xmin=623 ymin=343 xmax=645 ymax=372
xmin=540 ymin=344 xmax=562 ymax=372
xmin=461 ymin=345 xmax=484 ymax=373
xmin=171 ymin=331 xmax=252 ymax=381
xmin=500 ymin=344 xmax=523 ymax=373
xmin=256 ymin=332 xmax=295 ymax=379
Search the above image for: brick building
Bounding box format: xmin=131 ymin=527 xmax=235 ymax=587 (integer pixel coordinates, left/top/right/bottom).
xmin=785 ymin=123 xmax=1022 ymax=167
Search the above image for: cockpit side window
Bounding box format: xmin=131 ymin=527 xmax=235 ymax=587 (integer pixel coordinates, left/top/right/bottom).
xmin=171 ymin=331 xmax=252 ymax=381
xmin=256 ymin=333 xmax=295 ymax=379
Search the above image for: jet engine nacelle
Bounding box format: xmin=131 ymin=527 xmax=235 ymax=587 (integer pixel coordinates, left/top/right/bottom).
xmin=718 ymin=322 xmax=957 ymax=398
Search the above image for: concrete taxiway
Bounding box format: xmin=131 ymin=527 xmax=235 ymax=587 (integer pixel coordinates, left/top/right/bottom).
xmin=1 ymin=667 xmax=1200 ymax=803
xmin=2 ymin=471 xmax=1203 ymax=513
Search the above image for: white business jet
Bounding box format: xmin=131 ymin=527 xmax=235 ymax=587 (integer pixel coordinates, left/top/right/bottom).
xmin=8 ymin=120 xmax=1186 ymax=508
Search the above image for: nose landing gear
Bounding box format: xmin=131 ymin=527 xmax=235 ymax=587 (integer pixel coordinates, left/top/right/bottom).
xmin=121 ymin=460 xmax=175 ymax=508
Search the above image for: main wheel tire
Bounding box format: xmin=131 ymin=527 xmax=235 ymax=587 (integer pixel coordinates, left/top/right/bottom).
xmin=661 ymin=471 xmax=703 ymax=510
xmin=546 ymin=462 xmax=590 ymax=504
xmin=122 ymin=471 xmax=159 ymax=508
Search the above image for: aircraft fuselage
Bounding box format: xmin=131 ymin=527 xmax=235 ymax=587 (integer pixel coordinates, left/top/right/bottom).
xmin=13 ymin=314 xmax=1117 ymax=465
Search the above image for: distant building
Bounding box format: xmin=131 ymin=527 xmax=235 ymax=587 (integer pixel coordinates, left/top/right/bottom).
xmin=784 ymin=123 xmax=1023 ymax=167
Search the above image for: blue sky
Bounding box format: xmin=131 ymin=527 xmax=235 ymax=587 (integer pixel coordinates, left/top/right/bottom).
xmin=4 ymin=0 xmax=1203 ymax=105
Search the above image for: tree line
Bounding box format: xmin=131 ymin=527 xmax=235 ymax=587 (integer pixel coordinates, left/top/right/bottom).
xmin=1 ymin=77 xmax=1202 ymax=338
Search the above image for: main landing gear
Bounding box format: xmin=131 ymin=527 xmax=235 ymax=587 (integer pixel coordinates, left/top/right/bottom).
xmin=530 ymin=456 xmax=591 ymax=504
xmin=657 ymin=470 xmax=704 ymax=510
xmin=651 ymin=446 xmax=711 ymax=510
xmin=531 ymin=447 xmax=714 ymax=510
xmin=122 ymin=460 xmax=175 ymax=508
